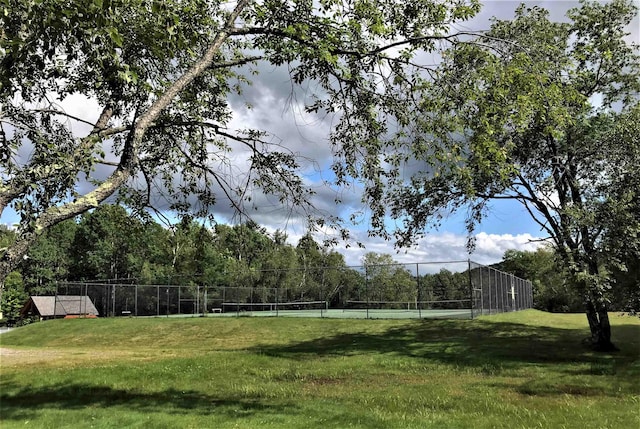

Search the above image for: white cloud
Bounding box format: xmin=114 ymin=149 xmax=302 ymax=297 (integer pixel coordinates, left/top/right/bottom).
xmin=57 ymin=93 xmax=104 ymax=135
xmin=473 ymin=232 xmax=546 ymax=262
xmin=325 ymin=229 xmax=547 ymax=270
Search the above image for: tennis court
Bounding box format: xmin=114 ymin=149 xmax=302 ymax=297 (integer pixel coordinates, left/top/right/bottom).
xmin=54 ymin=260 xmax=533 ymax=320
xmin=207 ymin=307 xmax=473 ymax=319
xmin=201 ymin=300 xmax=473 ymax=319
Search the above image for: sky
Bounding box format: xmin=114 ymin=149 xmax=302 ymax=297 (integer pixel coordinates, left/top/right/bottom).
xmin=3 ymin=1 xmax=639 ymax=268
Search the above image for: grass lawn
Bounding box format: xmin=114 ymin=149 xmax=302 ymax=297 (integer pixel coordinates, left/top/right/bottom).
xmin=1 ymin=310 xmax=638 ymax=428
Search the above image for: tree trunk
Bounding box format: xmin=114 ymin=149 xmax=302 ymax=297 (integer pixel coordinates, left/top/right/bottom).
xmin=585 ymin=299 xmax=618 ymax=352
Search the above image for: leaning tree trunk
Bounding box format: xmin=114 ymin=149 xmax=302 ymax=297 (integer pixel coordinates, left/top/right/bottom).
xmin=0 ymin=0 xmax=251 ymax=288
xmin=580 ymin=259 xmax=619 ymax=352
xmin=585 ymin=298 xmax=617 ymax=351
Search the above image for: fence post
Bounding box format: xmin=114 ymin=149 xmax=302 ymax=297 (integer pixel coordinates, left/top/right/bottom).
xmin=484 ymin=266 xmax=489 ymax=315
xmin=416 ymin=263 xmax=421 ymax=319
xmin=204 ymin=287 xmax=207 ymax=317
xmin=513 ymin=274 xmax=517 ymax=311
xmin=468 ymin=259 xmax=474 ymax=319
xmin=54 ymin=281 xmax=59 ymax=318
xmin=531 ymin=280 xmax=534 ymax=309
xmin=518 ymin=276 xmax=522 ymax=310
xmin=365 ymin=264 xmax=370 ymax=319
xmin=499 ymin=270 xmax=504 ymax=313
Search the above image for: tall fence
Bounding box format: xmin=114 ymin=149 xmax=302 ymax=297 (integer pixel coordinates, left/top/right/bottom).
xmin=54 ymin=260 xmax=532 ymax=319
xmin=469 ymin=262 xmax=534 ymax=317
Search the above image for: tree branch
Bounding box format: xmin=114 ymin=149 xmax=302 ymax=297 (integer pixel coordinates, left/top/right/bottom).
xmin=232 ymin=26 xmax=477 ymax=58
xmin=0 ymin=0 xmax=253 ymax=277
xmin=0 ymin=104 xmax=117 ymax=216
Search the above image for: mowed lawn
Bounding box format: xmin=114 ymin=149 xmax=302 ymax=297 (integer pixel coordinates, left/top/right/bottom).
xmin=1 ymin=310 xmax=638 ymax=429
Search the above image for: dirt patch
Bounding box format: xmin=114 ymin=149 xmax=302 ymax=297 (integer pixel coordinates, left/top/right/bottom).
xmin=0 ymin=347 xmax=67 ymax=366
xmin=0 ymin=347 xmax=167 ymax=367
xmin=0 ymin=347 xmax=149 ymax=367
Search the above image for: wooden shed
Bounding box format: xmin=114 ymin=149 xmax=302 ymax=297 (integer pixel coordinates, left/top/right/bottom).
xmin=21 ymin=296 xmax=100 ymax=320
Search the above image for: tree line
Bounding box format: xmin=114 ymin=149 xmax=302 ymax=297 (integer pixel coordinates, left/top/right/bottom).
xmin=498 ymin=249 xmax=638 ymax=316
xmin=0 ymin=205 xmax=471 ymax=322
xmin=2 ymin=204 xmax=637 ymax=324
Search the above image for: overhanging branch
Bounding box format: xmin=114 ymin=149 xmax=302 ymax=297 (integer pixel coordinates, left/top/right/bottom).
xmin=0 ymin=0 xmax=253 ymax=278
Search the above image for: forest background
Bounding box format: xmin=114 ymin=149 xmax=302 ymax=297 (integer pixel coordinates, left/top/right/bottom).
xmin=1 ymin=204 xmax=637 ymax=324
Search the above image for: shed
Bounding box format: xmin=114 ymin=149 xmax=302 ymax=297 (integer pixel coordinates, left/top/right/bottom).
xmin=21 ymin=296 xmax=99 ymax=320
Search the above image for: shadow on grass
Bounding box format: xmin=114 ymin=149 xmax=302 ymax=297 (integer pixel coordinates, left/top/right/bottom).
xmin=0 ymin=382 xmax=294 ymax=421
xmin=251 ymin=319 xmax=640 ymax=376
xmin=255 ymin=321 xmax=562 ymax=359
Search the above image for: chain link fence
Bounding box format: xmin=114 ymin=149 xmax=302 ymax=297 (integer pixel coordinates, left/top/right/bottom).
xmin=54 ymin=260 xmax=532 ymax=319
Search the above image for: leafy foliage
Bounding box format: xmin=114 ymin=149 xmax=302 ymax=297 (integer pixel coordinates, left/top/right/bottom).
xmin=499 ymin=248 xmax=581 ymax=313
xmin=4 ymin=205 xmax=535 ymax=317
xmin=345 ymin=0 xmax=639 ymax=348
xmin=21 ymin=220 xmax=77 ymax=294
xmin=0 ymin=0 xmax=482 ymax=282
xmin=363 ymin=252 xmax=416 ymax=302
xmin=0 ymin=271 xmax=26 ymax=325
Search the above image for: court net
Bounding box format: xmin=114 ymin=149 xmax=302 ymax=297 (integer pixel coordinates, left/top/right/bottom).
xmin=344 ymin=299 xmax=471 ymax=311
xmin=220 ymin=300 xmax=328 ymax=313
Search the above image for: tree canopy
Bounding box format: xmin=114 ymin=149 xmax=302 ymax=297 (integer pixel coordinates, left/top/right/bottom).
xmin=0 ymin=204 xmax=489 ymax=324
xmin=374 ymin=0 xmax=639 ymax=350
xmin=0 ymin=0 xmax=482 ymax=280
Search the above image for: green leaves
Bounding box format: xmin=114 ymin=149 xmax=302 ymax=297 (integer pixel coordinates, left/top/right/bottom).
xmin=108 ymin=27 xmax=123 ymax=47
xmin=382 ymin=0 xmax=639 ymax=321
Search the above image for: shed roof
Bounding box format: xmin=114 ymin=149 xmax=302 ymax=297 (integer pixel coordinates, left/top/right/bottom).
xmin=24 ymin=296 xmax=99 ymax=317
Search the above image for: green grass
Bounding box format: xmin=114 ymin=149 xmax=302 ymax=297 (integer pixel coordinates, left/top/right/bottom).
xmin=1 ymin=310 xmax=638 ymax=428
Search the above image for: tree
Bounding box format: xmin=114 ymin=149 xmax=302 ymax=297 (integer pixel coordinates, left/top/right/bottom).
xmin=0 ymin=225 xmax=15 ymax=248
xmin=296 ymin=233 xmax=324 ymax=298
xmin=499 ymin=248 xmax=580 ymax=313
xmin=377 ymin=1 xmax=639 ymax=350
xmin=0 ymin=225 xmax=16 ymax=317
xmin=420 ymin=268 xmax=468 ymax=307
xmin=168 ymin=219 xmax=231 ymax=287
xmin=0 ymin=0 xmax=482 ymax=285
xmin=22 ymin=219 xmax=77 ymax=293
xmin=259 ymin=240 xmax=300 ymax=296
xmin=362 ymin=252 xmax=415 ymax=305
xmin=320 ymin=250 xmax=349 ymax=304
xmin=71 ymin=205 xmax=140 ymax=280
xmin=0 ymin=271 xmax=27 ymax=325
xmin=134 ymin=220 xmax=173 ymax=285
xmin=597 ymin=105 xmax=640 ymax=315
xmin=214 ymin=222 xmax=271 ymax=267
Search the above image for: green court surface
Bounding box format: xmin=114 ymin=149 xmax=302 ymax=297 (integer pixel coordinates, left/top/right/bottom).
xmin=204 ymin=308 xmax=473 ymax=319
